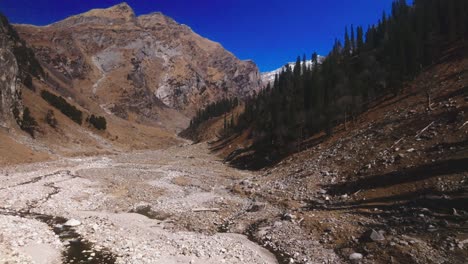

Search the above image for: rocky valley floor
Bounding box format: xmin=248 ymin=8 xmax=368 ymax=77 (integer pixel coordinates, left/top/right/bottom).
xmin=0 ymin=142 xmax=285 ymax=264
xmin=1 ymin=138 xmax=466 ymax=264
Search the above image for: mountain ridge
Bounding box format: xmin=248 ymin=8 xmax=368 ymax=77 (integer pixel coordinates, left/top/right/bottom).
xmin=14 ymin=3 xmax=262 ymax=129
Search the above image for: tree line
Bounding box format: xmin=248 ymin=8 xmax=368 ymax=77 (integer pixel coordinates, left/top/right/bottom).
xmin=227 ymin=0 xmax=468 ymax=155
xmin=41 ymin=90 xmax=107 ymax=130
xmin=189 ymin=97 xmax=239 ymax=129
xmin=41 ymin=90 xmax=83 ymax=125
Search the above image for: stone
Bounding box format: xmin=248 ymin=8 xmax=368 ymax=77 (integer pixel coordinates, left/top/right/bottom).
xmin=368 ymin=229 xmax=385 ymax=242
xmin=318 ymin=189 xmax=327 ymax=194
xmin=63 ymin=219 xmax=81 ymax=227
xmin=349 ymin=253 xmax=363 ymax=261
xmin=282 ymin=213 xmax=296 ymax=221
xmin=240 ymin=180 xmax=251 ymax=186
xmin=247 ymin=202 xmax=266 ymax=212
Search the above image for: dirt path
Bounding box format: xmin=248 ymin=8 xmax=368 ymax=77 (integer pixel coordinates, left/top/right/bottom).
xmin=0 ymin=143 xmax=284 ymax=264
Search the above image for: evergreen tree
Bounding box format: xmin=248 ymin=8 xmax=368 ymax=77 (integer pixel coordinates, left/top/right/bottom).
xmin=344 ymin=26 xmax=351 ymax=55
xmin=356 ymin=26 xmax=364 ymax=53
xmin=302 ymin=54 xmax=307 ymax=75
xmin=293 ymin=56 xmax=302 ymax=78
xmin=312 ymin=52 xmax=318 ymax=66
xmin=21 ymin=107 xmax=37 ymax=137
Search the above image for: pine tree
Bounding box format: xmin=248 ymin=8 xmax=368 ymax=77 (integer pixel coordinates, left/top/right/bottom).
xmin=273 ymin=73 xmax=279 ymax=90
xmin=448 ymin=0 xmax=457 ymax=41
xmin=356 ymin=26 xmax=364 ymax=53
xmin=312 ymin=52 xmax=318 ymax=66
xmin=293 ymin=56 xmax=301 ymax=78
xmin=20 ymin=107 xmax=38 ymax=137
xmin=344 ymin=26 xmax=351 ymax=55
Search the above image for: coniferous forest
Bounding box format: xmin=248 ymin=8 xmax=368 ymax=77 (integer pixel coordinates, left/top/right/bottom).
xmin=227 ymin=0 xmax=468 ymax=157
xmin=188 ymin=97 xmax=239 ymax=129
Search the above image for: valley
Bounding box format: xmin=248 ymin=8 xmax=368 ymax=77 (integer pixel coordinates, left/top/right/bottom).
xmin=0 ymin=143 xmax=281 ymax=264
xmin=1 ymin=1 xmax=468 ymax=263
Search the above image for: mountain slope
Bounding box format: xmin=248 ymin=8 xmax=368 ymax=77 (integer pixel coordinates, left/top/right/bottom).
xmin=209 ymin=43 xmax=468 ymax=263
xmin=0 ymin=12 xmax=181 ymax=166
xmin=15 ymin=3 xmax=262 ymax=131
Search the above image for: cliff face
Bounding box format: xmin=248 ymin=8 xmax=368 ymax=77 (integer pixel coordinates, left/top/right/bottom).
xmin=15 ymin=3 xmax=262 ymax=122
xmin=0 ymin=47 xmax=20 ymax=127
xmin=0 ymin=15 xmax=22 ymax=127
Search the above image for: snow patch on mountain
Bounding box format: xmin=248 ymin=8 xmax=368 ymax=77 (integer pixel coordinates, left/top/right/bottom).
xmin=261 ymin=56 xmax=325 ymax=85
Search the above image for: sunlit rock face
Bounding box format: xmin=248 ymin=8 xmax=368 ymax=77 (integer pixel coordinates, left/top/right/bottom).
xmin=0 ymin=15 xmax=21 ymax=127
xmin=15 ymin=3 xmax=262 ymax=121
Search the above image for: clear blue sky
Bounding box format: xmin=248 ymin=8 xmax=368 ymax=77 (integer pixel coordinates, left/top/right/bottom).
xmin=1 ymin=0 xmax=396 ymax=72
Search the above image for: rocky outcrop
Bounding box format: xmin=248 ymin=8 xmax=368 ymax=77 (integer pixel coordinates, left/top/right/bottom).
xmin=15 ymin=3 xmax=262 ymax=122
xmin=0 ymin=15 xmax=21 ymax=127
xmin=0 ymin=47 xmax=20 ymax=127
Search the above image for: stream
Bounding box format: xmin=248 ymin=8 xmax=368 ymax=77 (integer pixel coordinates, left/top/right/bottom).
xmin=0 ymin=208 xmax=116 ymax=264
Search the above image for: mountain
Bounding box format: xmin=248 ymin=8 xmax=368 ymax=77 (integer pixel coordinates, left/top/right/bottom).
xmin=0 ymin=3 xmax=264 ymax=164
xmin=14 ymin=3 xmax=262 ymax=130
xmin=261 ymin=56 xmax=325 ymax=85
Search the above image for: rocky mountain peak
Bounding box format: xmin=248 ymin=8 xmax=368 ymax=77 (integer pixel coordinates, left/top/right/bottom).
xmin=82 ymin=2 xmax=135 ymax=19
xmin=52 ymin=2 xmax=136 ymax=27
xmin=14 ymin=5 xmax=262 ymax=129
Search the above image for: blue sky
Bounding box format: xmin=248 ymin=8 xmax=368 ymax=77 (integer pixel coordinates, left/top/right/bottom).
xmin=1 ymin=0 xmax=396 ymax=72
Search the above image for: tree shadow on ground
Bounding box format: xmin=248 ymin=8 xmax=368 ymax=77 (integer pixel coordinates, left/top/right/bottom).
xmin=324 ymin=158 xmax=468 ymax=196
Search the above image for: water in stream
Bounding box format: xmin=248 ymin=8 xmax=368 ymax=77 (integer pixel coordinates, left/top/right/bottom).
xmin=0 ymin=209 xmax=116 ymax=264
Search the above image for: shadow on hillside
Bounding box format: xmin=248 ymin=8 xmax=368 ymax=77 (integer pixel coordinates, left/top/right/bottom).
xmin=310 ymin=188 xmax=468 ymax=214
xmin=324 ymin=158 xmax=468 ymax=196
xmin=223 ymin=145 xmax=286 ymax=171
xmin=208 ymin=133 xmax=241 ymax=152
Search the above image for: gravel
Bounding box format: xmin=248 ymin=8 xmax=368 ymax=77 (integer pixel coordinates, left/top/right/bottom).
xmin=0 ymin=143 xmax=279 ymax=263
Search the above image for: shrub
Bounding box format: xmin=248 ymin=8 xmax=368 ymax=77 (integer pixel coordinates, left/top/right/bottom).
xmin=20 ymin=107 xmax=38 ymax=137
xmin=88 ymin=114 xmax=107 ymax=130
xmin=22 ymin=75 xmax=35 ymax=91
xmin=40 ymin=90 xmax=82 ymax=125
xmin=45 ymin=110 xmax=58 ymax=128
